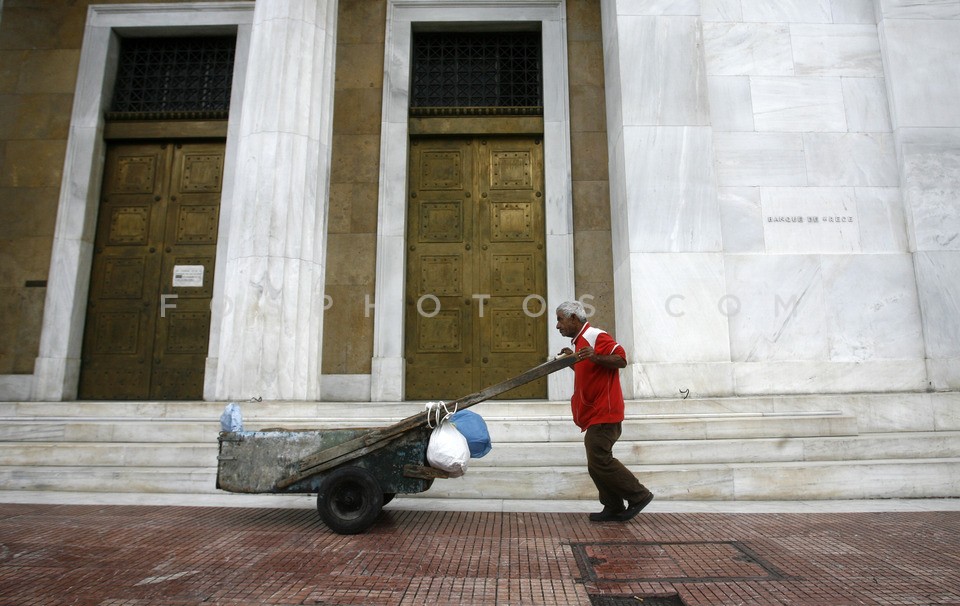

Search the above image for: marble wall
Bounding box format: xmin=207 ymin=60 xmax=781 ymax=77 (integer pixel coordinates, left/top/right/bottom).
xmin=878 ymin=1 xmax=960 ymax=390
xmin=4 ymin=0 xmax=958 ymax=402
xmin=603 ymin=0 xmax=957 ymax=397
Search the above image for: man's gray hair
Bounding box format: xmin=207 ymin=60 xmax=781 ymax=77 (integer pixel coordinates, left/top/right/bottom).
xmin=556 ymin=300 xmax=587 ymax=322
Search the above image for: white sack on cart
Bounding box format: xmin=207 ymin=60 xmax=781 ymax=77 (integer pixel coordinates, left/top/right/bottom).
xmin=426 ymin=421 xmax=470 ymax=477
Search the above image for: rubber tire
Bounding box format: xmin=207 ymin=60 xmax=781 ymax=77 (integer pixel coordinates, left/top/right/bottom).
xmin=382 ymin=492 xmax=396 ymax=506
xmin=316 ymin=466 xmax=384 ymax=535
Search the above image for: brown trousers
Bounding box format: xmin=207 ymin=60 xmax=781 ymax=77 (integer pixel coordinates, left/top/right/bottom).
xmin=584 ymin=422 xmax=647 ymax=510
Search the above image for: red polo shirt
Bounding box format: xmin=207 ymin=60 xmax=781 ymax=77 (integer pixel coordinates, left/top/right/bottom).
xmin=569 ymin=322 xmax=627 ymax=431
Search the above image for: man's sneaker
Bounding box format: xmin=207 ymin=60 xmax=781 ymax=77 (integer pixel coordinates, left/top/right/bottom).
xmin=588 ymin=506 xmax=625 ymax=522
xmin=616 ymin=491 xmax=655 ymax=522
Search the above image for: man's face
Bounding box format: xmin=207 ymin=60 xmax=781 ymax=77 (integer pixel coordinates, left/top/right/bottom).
xmin=556 ymin=312 xmax=582 ymax=339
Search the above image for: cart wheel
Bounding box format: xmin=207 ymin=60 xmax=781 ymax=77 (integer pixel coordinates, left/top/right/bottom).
xmin=317 ymin=466 xmax=384 ymax=535
xmin=382 ymin=492 xmax=396 ymax=506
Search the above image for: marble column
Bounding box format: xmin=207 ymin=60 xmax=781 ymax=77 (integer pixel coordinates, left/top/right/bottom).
xmin=213 ymin=0 xmax=337 ymax=400
xmin=878 ymin=1 xmax=960 ymax=390
xmin=600 ymin=0 xmax=726 ymax=398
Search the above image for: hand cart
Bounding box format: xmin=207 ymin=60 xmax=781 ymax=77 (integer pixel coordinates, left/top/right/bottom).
xmin=216 ymin=354 xmax=576 ymax=534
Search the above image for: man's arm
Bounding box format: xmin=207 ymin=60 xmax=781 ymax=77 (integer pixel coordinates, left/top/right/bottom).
xmin=587 ymin=351 xmax=626 ymax=369
xmin=573 ymin=345 xmax=626 ymax=369
xmin=585 ymin=333 xmax=627 ymax=369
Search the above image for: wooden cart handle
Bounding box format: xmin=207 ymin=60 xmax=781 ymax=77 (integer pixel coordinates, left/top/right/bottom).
xmin=275 ymin=354 xmax=577 ymax=489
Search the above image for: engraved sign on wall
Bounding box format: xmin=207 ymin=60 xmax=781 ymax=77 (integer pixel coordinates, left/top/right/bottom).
xmin=761 ymin=190 xmax=861 ymax=253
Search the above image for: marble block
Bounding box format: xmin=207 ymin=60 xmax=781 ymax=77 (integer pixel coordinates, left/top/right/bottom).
xmin=830 ymin=0 xmax=879 ymax=24
xmin=626 ymin=252 xmax=730 ymax=363
xmin=612 ymin=255 xmax=637 ymax=353
xmin=216 ymin=255 xmax=325 ymax=401
xmin=741 ymin=0 xmax=832 ymax=23
xmin=613 ymin=0 xmax=700 ymax=16
xmin=932 ymin=392 xmax=960 ymax=428
xmin=713 ymin=132 xmax=807 ymax=187
xmin=0 ymin=375 xmax=33 ymax=401
xmin=718 ymin=187 xmax=764 ymax=253
xmin=821 ymin=254 xmax=924 ymax=362
xmin=732 ymin=460 xmax=959 ymax=499
xmin=855 ymin=187 xmax=909 ymax=253
xmin=832 ymin=393 xmax=938 ymax=432
xmin=702 ymin=22 xmax=793 ymax=76
xmin=804 ymin=133 xmax=898 ymax=187
xmin=791 ymin=24 xmax=883 ymax=77
xmin=707 ymin=76 xmax=755 ymax=131
xmin=902 ymin=144 xmax=960 ymax=251
xmin=372 ymin=234 xmax=406 ymax=359
xmin=760 ymin=187 xmax=861 ymax=253
xmin=623 ymin=126 xmax=722 ymax=252
xmin=734 ymin=360 xmax=928 ymax=395
xmin=841 ymin=77 xmax=893 ymax=133
xmin=618 ymin=15 xmax=710 ymax=126
xmin=725 ymin=255 xmax=827 ymax=362
xmin=914 ymin=251 xmax=960 ymax=358
xmin=701 ymin=0 xmax=742 ymax=22
xmin=880 ymin=19 xmax=960 ymax=128
xmin=370 ymin=356 xmax=403 ymax=402
xmin=928 ymin=358 xmax=960 ymax=391
xmin=626 ymin=362 xmax=735 ymax=399
xmin=878 ymin=0 xmax=960 ymax=20
xmin=320 ymin=374 xmax=371 ymax=402
xmin=751 ymin=77 xmax=847 ymax=132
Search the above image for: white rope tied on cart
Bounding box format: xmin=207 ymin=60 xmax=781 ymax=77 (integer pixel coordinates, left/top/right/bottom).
xmin=424 ymin=400 xmax=458 ymax=428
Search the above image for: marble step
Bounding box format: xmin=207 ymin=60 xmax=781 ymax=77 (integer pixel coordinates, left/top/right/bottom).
xmin=2 ymin=391 xmax=955 ymax=432
xmin=1 ymin=432 xmax=957 ymax=468
xmin=0 ymin=393 xmax=952 ymax=419
xmin=0 ymin=413 xmax=858 ymax=443
xmin=2 ymin=457 xmax=957 ymax=500
xmin=478 ymin=431 xmax=960 ymax=465
xmin=424 ymin=458 xmax=960 ymax=501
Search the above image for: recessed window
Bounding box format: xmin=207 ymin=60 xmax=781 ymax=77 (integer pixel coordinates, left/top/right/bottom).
xmin=411 ymin=31 xmax=543 ymax=115
xmin=109 ymin=36 xmax=236 ymax=119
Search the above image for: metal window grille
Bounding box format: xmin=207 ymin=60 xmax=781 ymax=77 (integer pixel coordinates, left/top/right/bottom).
xmin=109 ymin=36 xmax=236 ymax=120
xmin=411 ymin=31 xmax=543 ymax=116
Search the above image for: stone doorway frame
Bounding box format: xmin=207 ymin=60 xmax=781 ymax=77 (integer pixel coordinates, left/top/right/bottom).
xmin=370 ymin=0 xmax=575 ymax=401
xmin=30 ymin=3 xmax=254 ymax=401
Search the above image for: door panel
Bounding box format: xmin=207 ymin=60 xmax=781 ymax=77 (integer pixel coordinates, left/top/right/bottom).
xmin=153 ymin=143 xmax=223 ymax=399
xmin=79 ymin=144 xmax=168 ymax=399
xmin=79 ymin=141 xmax=223 ymax=400
xmin=406 ymin=138 xmax=476 ymax=398
xmin=477 ymin=137 xmax=547 ymax=395
xmin=405 ymin=136 xmax=546 ymax=400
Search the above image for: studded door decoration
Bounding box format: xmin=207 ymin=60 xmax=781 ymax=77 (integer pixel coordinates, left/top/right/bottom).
xmin=79 ymin=141 xmax=224 ymax=400
xmin=405 ymin=136 xmax=547 ymax=400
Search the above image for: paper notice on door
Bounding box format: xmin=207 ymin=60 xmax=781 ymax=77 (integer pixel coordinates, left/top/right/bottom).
xmin=172 ymin=265 xmax=204 ymax=288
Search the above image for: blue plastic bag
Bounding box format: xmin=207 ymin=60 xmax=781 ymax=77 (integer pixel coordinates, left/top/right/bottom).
xmin=450 ymin=410 xmax=492 ymax=458
xmin=220 ymin=402 xmax=243 ymax=432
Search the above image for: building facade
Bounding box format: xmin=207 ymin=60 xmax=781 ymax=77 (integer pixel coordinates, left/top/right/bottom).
xmin=0 ymin=0 xmax=958 ymax=405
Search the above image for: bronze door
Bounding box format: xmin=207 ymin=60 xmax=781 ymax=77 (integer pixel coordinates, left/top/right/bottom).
xmin=79 ymin=141 xmax=224 ymax=400
xmin=405 ymin=136 xmax=547 ymax=400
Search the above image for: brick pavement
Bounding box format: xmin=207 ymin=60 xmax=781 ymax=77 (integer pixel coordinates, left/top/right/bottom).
xmin=1 ymin=502 xmax=958 ymax=605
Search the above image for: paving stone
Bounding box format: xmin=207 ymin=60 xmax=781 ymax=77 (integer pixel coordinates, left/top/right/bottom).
xmin=0 ymin=504 xmax=958 ymax=605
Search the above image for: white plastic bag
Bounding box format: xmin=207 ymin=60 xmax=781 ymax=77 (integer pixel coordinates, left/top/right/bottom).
xmin=220 ymin=402 xmax=243 ymax=432
xmin=426 ymin=421 xmax=470 ymax=477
